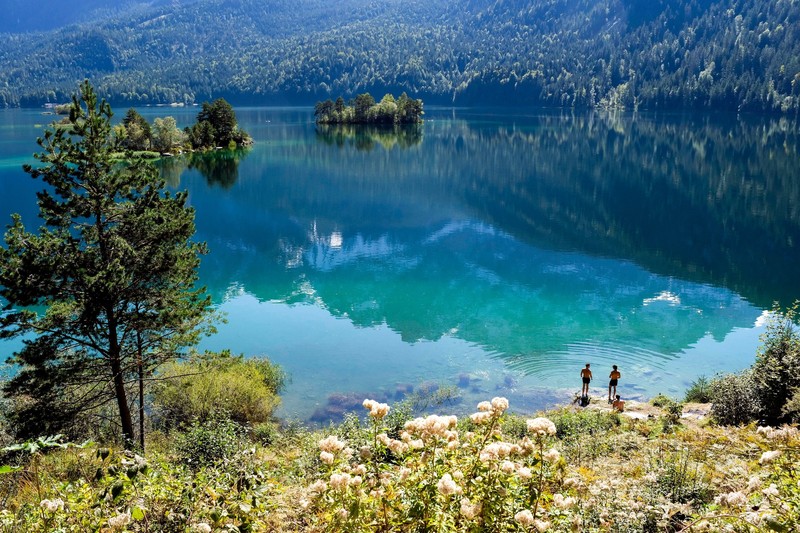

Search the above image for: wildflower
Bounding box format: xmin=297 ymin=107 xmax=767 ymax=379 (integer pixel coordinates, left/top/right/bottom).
xmin=437 ymin=473 xmax=461 ymax=496
xmin=320 ymin=451 xmax=335 ymax=465
xmin=759 ymin=450 xmax=781 ymax=464
xmin=336 ymin=508 xmax=348 ymax=520
xmin=359 ymin=445 xmax=372 ymax=460
xmin=518 ymin=466 xmax=533 ymax=480
xmin=453 ymin=470 xmax=464 ymax=481
xmin=352 ymin=464 xmax=367 ymax=476
xmin=108 ymin=510 xmax=132 ymax=529
xmin=330 ymin=473 xmax=351 ymax=492
xmin=715 ymin=491 xmax=748 ymax=507
xmin=534 ymin=519 xmax=551 ymax=532
xmin=480 ymin=441 xmax=515 ymax=462
xmin=460 ymin=498 xmax=481 ymax=520
xmin=543 ymin=448 xmax=561 ymax=463
xmin=398 ymin=467 xmax=412 ymax=481
xmin=762 ymin=484 xmax=780 ymax=497
xmin=363 ymin=398 xmax=390 ymax=419
xmin=470 ymin=411 xmax=493 ymax=424
xmin=192 ymin=523 xmax=212 ymax=533
xmin=643 ymin=473 xmax=658 ymax=483
xmin=501 ymin=460 xmax=516 ymax=474
xmin=39 ymin=498 xmax=64 ymax=513
xmin=747 ymin=475 xmax=762 ymax=492
xmin=514 ymin=509 xmax=534 ymax=527
xmin=553 ymin=493 xmax=576 ymax=508
xmin=350 ymin=475 xmax=363 ymax=487
xmin=491 ymin=396 xmax=509 ymax=413
xmin=526 ymin=417 xmax=557 ymax=437
xmin=308 ymin=480 xmax=327 ymax=494
xmin=318 ymin=435 xmax=346 ymax=453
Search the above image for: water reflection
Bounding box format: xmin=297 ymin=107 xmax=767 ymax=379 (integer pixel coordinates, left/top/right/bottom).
xmin=179 ymin=107 xmax=800 ymax=384
xmin=157 ymin=148 xmax=250 ymax=188
xmin=315 ymin=123 xmax=423 ymax=151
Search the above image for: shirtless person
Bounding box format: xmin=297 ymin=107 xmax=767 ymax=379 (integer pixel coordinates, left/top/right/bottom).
xmin=612 ymin=394 xmax=625 ymax=412
xmin=580 ymin=363 xmax=592 ymax=396
xmin=608 ymin=365 xmax=621 ymax=403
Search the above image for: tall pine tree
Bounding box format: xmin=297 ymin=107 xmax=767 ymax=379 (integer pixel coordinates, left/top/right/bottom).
xmin=0 ymin=81 xmax=212 ymax=447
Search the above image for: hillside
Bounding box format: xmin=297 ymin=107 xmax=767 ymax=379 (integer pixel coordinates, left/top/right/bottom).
xmin=0 ymin=0 xmax=798 ymax=113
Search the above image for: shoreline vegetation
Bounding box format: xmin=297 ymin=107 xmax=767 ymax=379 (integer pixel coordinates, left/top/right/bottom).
xmin=314 ymin=93 xmax=424 ymax=125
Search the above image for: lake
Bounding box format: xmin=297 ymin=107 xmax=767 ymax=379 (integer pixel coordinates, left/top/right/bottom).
xmin=1 ymin=106 xmax=799 ymax=422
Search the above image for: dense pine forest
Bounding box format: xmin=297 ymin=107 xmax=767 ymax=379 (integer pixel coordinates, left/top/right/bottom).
xmin=0 ymin=0 xmax=798 ymax=113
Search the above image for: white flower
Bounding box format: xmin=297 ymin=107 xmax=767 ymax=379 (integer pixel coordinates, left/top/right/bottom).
xmin=308 ymin=480 xmax=327 ymax=494
xmin=460 ymin=498 xmax=481 ymax=520
xmin=470 ymin=411 xmax=493 ymax=424
xmin=363 ymin=398 xmax=390 ymax=419
xmin=759 ymin=450 xmax=781 ymax=464
xmin=477 ymin=401 xmax=492 ymax=412
xmin=319 ymin=451 xmax=335 ymax=465
xmin=534 ymin=519 xmax=551 ymax=532
xmin=518 ymin=466 xmax=533 ymax=480
xmin=330 ymin=473 xmax=351 ymax=491
xmin=553 ymin=493 xmax=576 ymax=508
xmin=437 ymin=473 xmax=461 ymax=496
xmin=715 ymin=491 xmax=748 ymax=507
xmin=39 ymin=498 xmax=64 ymax=513
xmin=514 ymin=509 xmax=534 ymax=527
xmin=543 ymin=448 xmax=561 ymax=464
xmin=526 ymin=417 xmax=557 ymax=437
xmin=491 ymin=396 xmax=509 ymax=414
xmin=318 ymin=435 xmax=346 ymax=453
xmin=192 ymin=523 xmax=212 ymax=533
xmin=108 ymin=510 xmax=132 ymax=529
xmin=763 ymin=484 xmax=780 ymax=497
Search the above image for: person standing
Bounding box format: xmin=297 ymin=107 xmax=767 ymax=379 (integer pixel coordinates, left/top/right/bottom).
xmin=580 ymin=363 xmax=592 ymax=397
xmin=608 ymin=365 xmax=621 ymax=403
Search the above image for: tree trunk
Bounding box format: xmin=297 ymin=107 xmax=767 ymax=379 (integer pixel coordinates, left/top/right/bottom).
xmin=137 ymin=331 xmax=145 ymax=453
xmin=107 ymin=311 xmax=134 ymax=449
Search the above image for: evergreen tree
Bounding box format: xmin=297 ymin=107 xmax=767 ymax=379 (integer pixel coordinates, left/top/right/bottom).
xmin=121 ymin=108 xmax=151 ymax=151
xmin=0 ymin=81 xmax=212 ymax=447
xmin=197 ymin=98 xmax=238 ymax=146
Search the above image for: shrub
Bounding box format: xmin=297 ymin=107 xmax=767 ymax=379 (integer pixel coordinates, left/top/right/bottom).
xmin=174 ymin=415 xmax=244 ymax=466
xmin=684 ymin=376 xmax=712 ymax=403
xmin=709 ymin=371 xmax=759 ymax=425
xmin=151 ymin=350 xmax=286 ymax=430
xmin=752 ymin=302 xmax=800 ymax=425
xmin=549 ymin=407 xmax=620 ymax=439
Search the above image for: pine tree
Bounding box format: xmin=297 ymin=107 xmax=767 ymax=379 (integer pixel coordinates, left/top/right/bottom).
xmin=0 ymin=81 xmax=212 ymax=447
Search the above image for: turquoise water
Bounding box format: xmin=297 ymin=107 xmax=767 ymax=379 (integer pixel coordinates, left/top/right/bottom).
xmin=1 ymin=107 xmax=798 ymax=421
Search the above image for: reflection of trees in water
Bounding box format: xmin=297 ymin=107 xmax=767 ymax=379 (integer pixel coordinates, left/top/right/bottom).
xmin=315 ymin=123 xmax=422 ymax=151
xmin=156 ymin=148 xmax=250 ymax=189
xmin=250 ymin=111 xmax=800 ymax=306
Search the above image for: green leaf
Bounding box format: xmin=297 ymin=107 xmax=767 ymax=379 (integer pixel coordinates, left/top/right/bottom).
xmin=131 ymin=506 xmax=146 ymax=521
xmin=0 ymin=465 xmax=22 ymax=474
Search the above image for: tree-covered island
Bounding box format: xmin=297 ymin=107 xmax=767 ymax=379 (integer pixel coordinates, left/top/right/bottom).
xmin=314 ymin=93 xmax=423 ymax=125
xmin=113 ymin=97 xmax=252 ymax=156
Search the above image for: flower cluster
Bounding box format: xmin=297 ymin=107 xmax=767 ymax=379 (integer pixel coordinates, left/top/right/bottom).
xmin=39 ymin=498 xmax=65 ymax=513
xmin=363 ymin=398 xmax=390 ymax=419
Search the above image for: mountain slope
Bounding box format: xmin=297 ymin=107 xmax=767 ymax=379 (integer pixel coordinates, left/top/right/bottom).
xmin=0 ymin=0 xmax=797 ymax=113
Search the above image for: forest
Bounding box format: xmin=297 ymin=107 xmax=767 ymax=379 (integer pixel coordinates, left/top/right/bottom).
xmin=0 ymin=0 xmax=798 ymax=113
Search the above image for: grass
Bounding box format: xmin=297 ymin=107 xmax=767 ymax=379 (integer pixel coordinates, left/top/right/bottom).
xmin=0 ymin=398 xmax=797 ymax=532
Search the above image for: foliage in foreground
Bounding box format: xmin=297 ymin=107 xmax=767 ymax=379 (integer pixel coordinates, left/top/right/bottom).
xmin=705 ymin=302 xmax=800 ymax=426
xmin=2 ymin=397 xmax=798 ymax=532
xmin=150 ymin=350 xmax=286 ymax=432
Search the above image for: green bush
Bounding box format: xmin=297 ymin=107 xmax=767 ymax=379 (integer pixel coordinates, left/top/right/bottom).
xmin=151 ymin=350 xmax=286 ymax=431
xmin=709 ymin=371 xmax=759 ymax=425
xmin=174 ymin=415 xmax=244 ymax=466
xmin=549 ymin=407 xmax=620 ymax=439
xmin=752 ymin=302 xmax=800 ymax=425
xmin=684 ymin=376 xmax=712 ymax=403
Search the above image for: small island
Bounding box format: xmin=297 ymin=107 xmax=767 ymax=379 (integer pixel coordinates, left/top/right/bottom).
xmin=314 ymin=92 xmax=423 ymax=125
xmin=113 ymin=97 xmax=252 ymax=157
